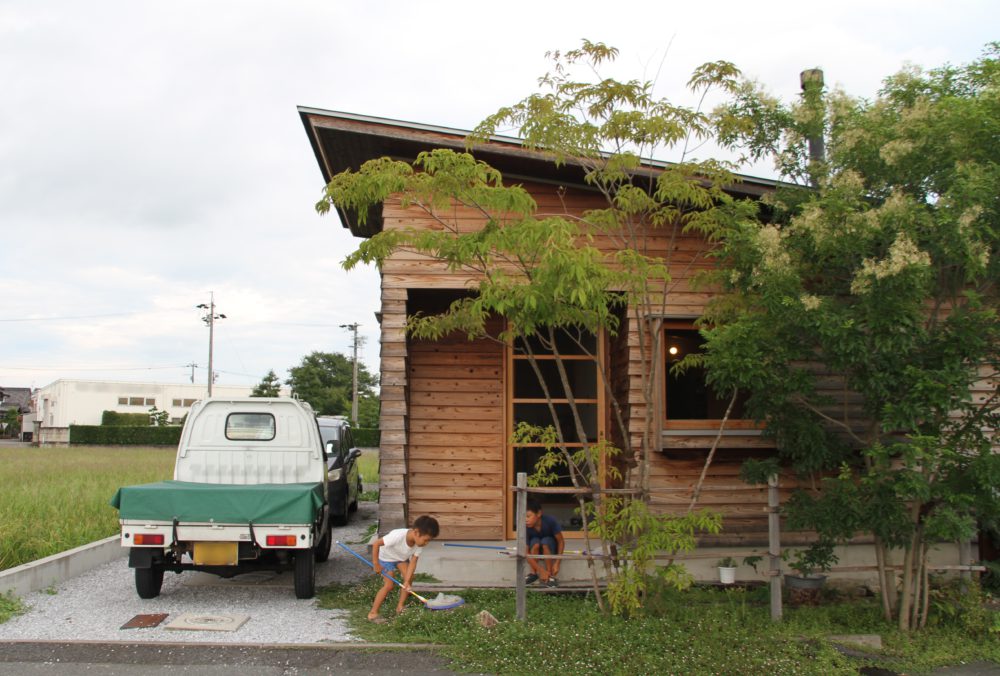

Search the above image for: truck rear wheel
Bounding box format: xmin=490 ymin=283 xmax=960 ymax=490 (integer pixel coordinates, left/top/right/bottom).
xmin=294 ymin=550 xmax=315 ymax=599
xmin=135 ymin=565 xmax=164 ymax=599
xmin=314 ymin=522 xmax=332 ymax=563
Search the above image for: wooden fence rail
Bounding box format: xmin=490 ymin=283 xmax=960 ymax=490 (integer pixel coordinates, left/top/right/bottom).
xmin=508 ymin=473 xmax=984 ymax=623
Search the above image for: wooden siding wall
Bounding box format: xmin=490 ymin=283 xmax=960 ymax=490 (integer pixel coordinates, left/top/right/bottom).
xmin=377 ymin=285 xmax=408 ymax=532
xmin=406 ymin=325 xmax=505 ymax=539
xmin=652 ymin=450 xmax=771 ymax=541
xmin=379 ymin=182 xmax=781 ymax=540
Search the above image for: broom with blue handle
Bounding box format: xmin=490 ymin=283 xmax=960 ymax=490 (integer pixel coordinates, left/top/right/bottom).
xmin=335 ymin=541 xmax=465 ymax=610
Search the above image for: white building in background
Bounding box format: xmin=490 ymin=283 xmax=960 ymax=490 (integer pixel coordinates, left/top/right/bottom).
xmin=32 ymin=379 xmax=289 ymax=445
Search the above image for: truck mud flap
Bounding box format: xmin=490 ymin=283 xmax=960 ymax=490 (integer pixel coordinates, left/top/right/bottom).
xmin=128 ymin=547 xmax=159 ymax=569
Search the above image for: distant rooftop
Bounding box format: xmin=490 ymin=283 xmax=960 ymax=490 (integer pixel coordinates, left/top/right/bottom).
xmin=0 ymin=387 xmax=33 ymax=412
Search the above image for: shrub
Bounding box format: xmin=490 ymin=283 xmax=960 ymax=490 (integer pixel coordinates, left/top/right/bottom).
xmin=70 ymin=425 xmax=181 ymax=446
xmin=100 ymin=410 xmax=150 ymax=426
xmin=353 ymin=427 xmax=380 ymax=447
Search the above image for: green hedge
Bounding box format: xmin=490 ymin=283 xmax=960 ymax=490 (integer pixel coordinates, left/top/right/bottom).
xmin=353 ymin=427 xmax=381 ymax=447
xmin=70 ymin=425 xmax=181 ymax=446
xmin=101 ymin=410 xmax=150 ymax=426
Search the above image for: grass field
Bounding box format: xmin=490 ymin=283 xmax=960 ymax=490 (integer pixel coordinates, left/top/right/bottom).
xmin=320 ymin=579 xmax=1000 ymax=674
xmin=356 ymin=449 xmax=379 ymax=484
xmin=0 ymin=446 xmax=175 ymax=571
xmin=0 ymin=445 xmax=380 ymax=572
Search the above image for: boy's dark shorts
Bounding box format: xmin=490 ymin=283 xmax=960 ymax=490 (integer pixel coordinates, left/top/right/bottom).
xmin=528 ymin=536 xmax=557 ymax=551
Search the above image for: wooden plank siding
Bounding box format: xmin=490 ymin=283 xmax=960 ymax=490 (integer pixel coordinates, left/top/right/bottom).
xmin=650 ymin=449 xmax=814 ymax=545
xmin=405 ymin=323 xmax=506 ymax=540
xmin=377 ymin=287 xmax=409 ymax=531
xmin=377 ymin=181 xmax=800 ymax=540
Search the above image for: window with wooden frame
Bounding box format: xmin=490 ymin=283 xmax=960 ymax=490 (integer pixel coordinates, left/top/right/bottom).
xmin=662 ymin=320 xmax=755 ymax=431
xmin=507 ymin=328 xmax=606 ymax=537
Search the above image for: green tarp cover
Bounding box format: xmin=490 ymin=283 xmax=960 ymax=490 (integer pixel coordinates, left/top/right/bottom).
xmin=110 ymin=481 xmax=324 ymax=525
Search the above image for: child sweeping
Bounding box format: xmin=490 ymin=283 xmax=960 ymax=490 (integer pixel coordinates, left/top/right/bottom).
xmin=367 ymin=515 xmax=440 ymax=623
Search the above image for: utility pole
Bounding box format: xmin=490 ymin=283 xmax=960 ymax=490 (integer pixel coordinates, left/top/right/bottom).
xmin=340 ymin=322 xmax=360 ymax=426
xmin=196 ymin=293 xmax=226 ymax=397
xmin=186 ymin=363 xmax=198 ymax=383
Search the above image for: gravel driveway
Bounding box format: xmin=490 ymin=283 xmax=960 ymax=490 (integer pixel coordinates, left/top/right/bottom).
xmin=0 ymin=503 xmax=378 ymax=644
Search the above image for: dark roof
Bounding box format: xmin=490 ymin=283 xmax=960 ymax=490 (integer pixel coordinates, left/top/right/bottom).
xmin=0 ymin=387 xmax=32 ymax=412
xmin=297 ymin=108 xmax=781 ymax=238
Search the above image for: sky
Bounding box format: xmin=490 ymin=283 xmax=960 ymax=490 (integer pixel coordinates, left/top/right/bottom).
xmin=1 ymin=0 xmax=996 ymax=393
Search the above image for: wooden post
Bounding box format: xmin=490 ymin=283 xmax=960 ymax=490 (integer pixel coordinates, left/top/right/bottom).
xmin=516 ymin=472 xmax=527 ymax=622
xmin=768 ymin=473 xmax=782 ymax=621
xmin=959 ymin=538 xmax=972 ymax=590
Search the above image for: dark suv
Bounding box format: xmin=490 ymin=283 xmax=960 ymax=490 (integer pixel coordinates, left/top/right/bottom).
xmin=316 ymin=416 xmax=362 ymax=526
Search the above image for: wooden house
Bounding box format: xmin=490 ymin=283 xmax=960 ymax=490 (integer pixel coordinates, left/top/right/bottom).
xmin=298 ymin=109 xmax=825 ymax=546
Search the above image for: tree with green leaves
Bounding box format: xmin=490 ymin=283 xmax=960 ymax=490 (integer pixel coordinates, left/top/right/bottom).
xmin=356 ymin=394 xmax=380 ymax=430
xmin=286 ymin=351 xmax=378 ymax=418
xmin=147 ymin=406 xmax=170 ymax=427
xmin=317 ymin=41 xmax=751 ymax=614
xmin=703 ymin=44 xmax=1000 ymax=630
xmin=251 ymin=369 xmax=282 ymax=397
xmin=2 ymin=408 xmax=20 ymax=438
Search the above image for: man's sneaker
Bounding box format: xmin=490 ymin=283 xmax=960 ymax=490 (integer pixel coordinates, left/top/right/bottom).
xmin=545 ymin=578 xmax=559 ymax=588
xmin=525 ymin=573 xmax=539 ymax=585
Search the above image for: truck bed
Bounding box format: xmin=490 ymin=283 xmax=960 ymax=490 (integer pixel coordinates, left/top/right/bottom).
xmin=110 ymin=480 xmax=324 ymax=525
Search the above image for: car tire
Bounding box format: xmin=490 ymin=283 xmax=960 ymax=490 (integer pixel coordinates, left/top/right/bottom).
xmin=314 ymin=522 xmax=332 ymax=562
xmin=135 ymin=565 xmax=164 ymax=599
xmin=294 ymin=550 xmax=315 ymax=599
xmin=348 ymin=476 xmax=362 ymax=513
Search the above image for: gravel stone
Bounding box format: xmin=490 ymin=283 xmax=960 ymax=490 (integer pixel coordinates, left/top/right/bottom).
xmin=0 ymin=503 xmax=377 ymax=644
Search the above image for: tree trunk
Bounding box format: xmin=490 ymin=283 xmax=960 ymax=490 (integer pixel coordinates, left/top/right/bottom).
xmin=873 ymin=538 xmax=892 ymax=622
xmin=919 ymin=547 xmax=930 ymax=629
xmin=686 ymin=388 xmax=738 ymax=514
xmin=910 ymin=537 xmax=924 ymax=630
xmin=898 ymin=508 xmax=922 ymax=632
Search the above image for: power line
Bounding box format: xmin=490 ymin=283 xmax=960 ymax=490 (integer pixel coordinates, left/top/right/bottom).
xmin=261 ymin=321 xmax=359 ymax=328
xmin=0 ymin=312 xmax=146 ymax=322
xmin=213 ymin=368 xmax=271 ymax=379
xmin=0 ymin=314 xmax=361 ymax=329
xmin=0 ymin=364 xmax=188 ymax=372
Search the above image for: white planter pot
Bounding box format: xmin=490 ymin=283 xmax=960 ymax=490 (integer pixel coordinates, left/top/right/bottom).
xmin=718 ymin=566 xmax=736 ymax=584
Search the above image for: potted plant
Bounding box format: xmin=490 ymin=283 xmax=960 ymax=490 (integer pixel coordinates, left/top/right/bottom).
xmin=783 ymin=542 xmax=837 ymax=604
xmin=717 ymin=556 xmax=737 ymax=585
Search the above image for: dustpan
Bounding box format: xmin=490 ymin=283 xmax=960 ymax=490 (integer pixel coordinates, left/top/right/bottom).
xmin=336 ymin=541 xmax=465 ymax=610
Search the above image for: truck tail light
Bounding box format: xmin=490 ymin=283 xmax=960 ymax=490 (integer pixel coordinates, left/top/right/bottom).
xmin=266 ymin=535 xmax=297 ymax=547
xmin=134 ymin=534 xmax=165 ymax=545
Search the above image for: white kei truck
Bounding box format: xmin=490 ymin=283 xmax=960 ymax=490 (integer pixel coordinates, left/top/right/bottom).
xmin=110 ymin=398 xmax=337 ymax=600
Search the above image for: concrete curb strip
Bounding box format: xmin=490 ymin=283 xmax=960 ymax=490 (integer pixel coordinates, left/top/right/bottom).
xmin=0 ymin=639 xmax=443 ymax=650
xmin=0 ymin=535 xmax=124 ymax=598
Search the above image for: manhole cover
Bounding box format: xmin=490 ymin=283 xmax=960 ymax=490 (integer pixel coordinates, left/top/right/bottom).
xmin=120 ymin=613 xmax=169 ymax=629
xmin=164 ymin=613 xmax=249 ymax=632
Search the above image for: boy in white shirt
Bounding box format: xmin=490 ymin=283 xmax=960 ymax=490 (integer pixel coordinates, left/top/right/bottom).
xmin=367 ymin=515 xmax=440 ymax=623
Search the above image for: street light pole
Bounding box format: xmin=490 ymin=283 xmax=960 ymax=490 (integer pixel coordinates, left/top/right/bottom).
xmin=196 ymin=293 xmax=226 ymax=397
xmin=340 ymin=322 xmax=360 ymax=426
